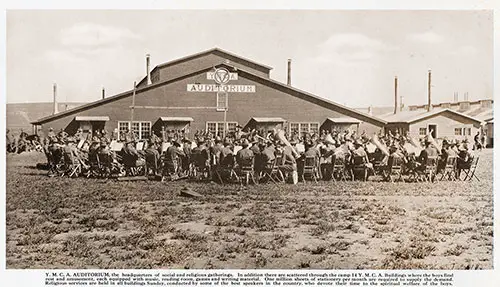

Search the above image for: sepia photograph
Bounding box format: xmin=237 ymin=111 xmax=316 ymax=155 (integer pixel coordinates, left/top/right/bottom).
xmin=4 ymin=9 xmax=493 ymax=271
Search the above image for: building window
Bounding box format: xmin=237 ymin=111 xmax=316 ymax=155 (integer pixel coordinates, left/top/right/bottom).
xmin=290 ymin=123 xmax=299 ymax=134
xmin=216 ymin=92 xmax=228 ymax=111
xmin=141 ymin=122 xmax=151 ymax=138
xmin=291 ymin=122 xmax=320 ymax=137
xmin=119 ymin=122 xmax=129 ymax=135
xmin=455 ymin=128 xmax=462 ymax=136
xmin=419 ymin=128 xmax=427 ymax=136
xmin=227 ymin=122 xmax=237 ymax=133
xmin=206 ymin=122 xmax=217 ymax=134
xmin=118 ymin=121 xmax=151 ymax=140
xmin=310 ymin=123 xmax=319 ymax=135
xmin=206 ymin=122 xmax=238 ymax=137
xmin=466 ymin=127 xmax=471 ymax=136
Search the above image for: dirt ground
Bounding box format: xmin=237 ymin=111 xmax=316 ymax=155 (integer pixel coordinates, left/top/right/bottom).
xmin=5 ymin=149 xmax=493 ymax=269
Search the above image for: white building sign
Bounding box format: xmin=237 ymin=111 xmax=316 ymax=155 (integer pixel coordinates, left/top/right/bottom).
xmin=207 ymin=71 xmax=238 ymax=81
xmin=187 ymin=84 xmax=256 ymax=93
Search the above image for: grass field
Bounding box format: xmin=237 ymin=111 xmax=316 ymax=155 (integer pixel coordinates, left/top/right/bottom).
xmin=5 ymin=149 xmax=493 ymax=269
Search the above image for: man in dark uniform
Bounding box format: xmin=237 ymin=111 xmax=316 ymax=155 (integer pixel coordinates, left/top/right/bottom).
xmin=145 ymin=139 xmax=161 ymax=176
xmin=417 ymin=139 xmax=439 ymax=172
xmin=278 ymin=141 xmax=298 ymax=184
xmin=163 ymin=139 xmax=185 ymax=179
xmin=236 ymin=139 xmax=254 ymax=167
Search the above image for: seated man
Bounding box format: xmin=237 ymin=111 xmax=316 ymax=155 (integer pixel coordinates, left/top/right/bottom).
xmin=416 ymin=139 xmax=439 ymax=172
xmin=145 ymin=140 xmax=161 ymax=175
xmin=457 ymin=142 xmax=473 ymax=170
xmin=350 ymin=140 xmax=372 ymax=179
xmin=236 ymin=139 xmax=254 ymax=168
xmin=121 ymin=140 xmax=145 ymax=168
xmin=277 ymin=142 xmax=298 ymax=184
xmin=163 ymin=139 xmax=185 ymax=177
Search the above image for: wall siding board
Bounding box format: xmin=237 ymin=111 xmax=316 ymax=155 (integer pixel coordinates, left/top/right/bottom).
xmin=40 ymin=70 xmax=380 ymax=137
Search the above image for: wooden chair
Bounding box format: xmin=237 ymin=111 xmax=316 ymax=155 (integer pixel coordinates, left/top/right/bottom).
xmin=215 ymin=154 xmax=239 ymax=184
xmin=422 ymin=156 xmax=438 ymax=182
xmin=331 ymin=155 xmax=349 ymax=181
xmin=260 ymin=156 xmax=285 ymax=184
xmin=439 ymin=156 xmax=457 ymax=181
xmin=189 ymin=151 xmax=211 ymax=181
xmin=122 ymin=152 xmax=147 ymax=177
xmin=351 ymin=156 xmax=368 ymax=181
xmin=63 ymin=150 xmax=82 ymax=178
xmin=301 ymin=156 xmax=319 ymax=183
xmin=237 ymin=156 xmax=257 ymax=185
xmin=386 ymin=156 xmax=405 ymax=183
xmin=460 ymin=156 xmax=480 ymax=181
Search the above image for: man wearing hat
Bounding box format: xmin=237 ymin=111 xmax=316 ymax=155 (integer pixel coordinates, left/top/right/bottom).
xmin=457 ymin=139 xmax=472 ymax=172
xmin=181 ymin=138 xmax=193 ymax=172
xmin=236 ymin=139 xmax=254 ymax=167
xmin=74 ymin=128 xmax=84 ymax=142
xmin=278 ymin=141 xmax=298 ymax=184
xmin=145 ymin=139 xmax=161 ymax=176
xmin=64 ymin=137 xmax=89 ymax=170
xmin=163 ymin=139 xmax=186 ymax=178
xmin=416 ymin=138 xmax=438 ymax=171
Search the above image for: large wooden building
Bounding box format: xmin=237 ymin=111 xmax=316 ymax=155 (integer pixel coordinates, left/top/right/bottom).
xmin=32 ymin=48 xmax=386 ymax=139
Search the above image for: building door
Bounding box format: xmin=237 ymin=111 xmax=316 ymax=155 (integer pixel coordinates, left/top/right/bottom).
xmin=428 ymin=124 xmax=437 ymax=138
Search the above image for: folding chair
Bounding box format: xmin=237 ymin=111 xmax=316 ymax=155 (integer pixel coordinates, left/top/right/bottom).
xmin=145 ymin=152 xmax=160 ymax=177
xmin=301 ymin=156 xmax=319 ymax=183
xmin=97 ymin=152 xmax=116 ymax=178
xmin=331 ymin=155 xmax=349 ymax=182
xmin=351 ymin=156 xmax=368 ymax=181
xmin=422 ymin=156 xmax=438 ymax=182
xmin=122 ymin=152 xmax=147 ymax=177
xmin=190 ymin=151 xmax=211 ymax=181
xmin=215 ymin=154 xmax=239 ymax=184
xmin=439 ymin=156 xmax=457 ymax=181
xmin=385 ymin=156 xmax=405 ymax=183
xmin=63 ymin=150 xmax=82 ymax=178
xmin=460 ymin=156 xmax=480 ymax=181
xmin=260 ymin=156 xmax=285 ymax=184
xmin=237 ymin=157 xmax=257 ymax=185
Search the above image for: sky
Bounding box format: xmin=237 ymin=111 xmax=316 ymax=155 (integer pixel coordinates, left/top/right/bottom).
xmin=6 ymin=10 xmax=493 ymax=108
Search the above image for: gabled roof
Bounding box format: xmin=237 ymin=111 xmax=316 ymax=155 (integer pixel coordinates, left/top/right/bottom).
xmin=381 ymin=108 xmax=482 ymax=124
xmin=155 ymin=47 xmax=273 ymax=71
xmin=75 ymin=116 xmax=109 ymax=121
xmin=32 ymin=63 xmax=386 ymax=126
xmin=159 ymin=117 xmax=194 ymax=122
xmin=251 ymin=117 xmax=286 ymax=123
xmin=325 ymin=117 xmax=361 ymax=124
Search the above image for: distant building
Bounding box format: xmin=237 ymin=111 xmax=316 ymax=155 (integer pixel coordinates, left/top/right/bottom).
xmin=7 ymin=102 xmax=87 ymax=134
xmin=406 ymin=99 xmax=493 ymax=147
xmin=381 ymin=108 xmax=483 ymax=144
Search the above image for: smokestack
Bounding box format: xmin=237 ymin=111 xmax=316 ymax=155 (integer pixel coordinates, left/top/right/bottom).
xmin=102 ymin=87 xmax=105 ymax=99
xmin=146 ymin=54 xmax=151 ymax=85
xmin=287 ymin=59 xmax=292 ymax=86
xmin=368 ymin=106 xmax=373 ymax=115
xmin=427 ymin=70 xmax=432 ymax=112
xmin=394 ymin=76 xmax=398 ymax=114
xmin=53 ymin=83 xmax=58 ymax=115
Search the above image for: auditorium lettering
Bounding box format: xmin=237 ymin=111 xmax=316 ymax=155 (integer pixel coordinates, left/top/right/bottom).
xmin=187 ymin=84 xmax=256 ymax=93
